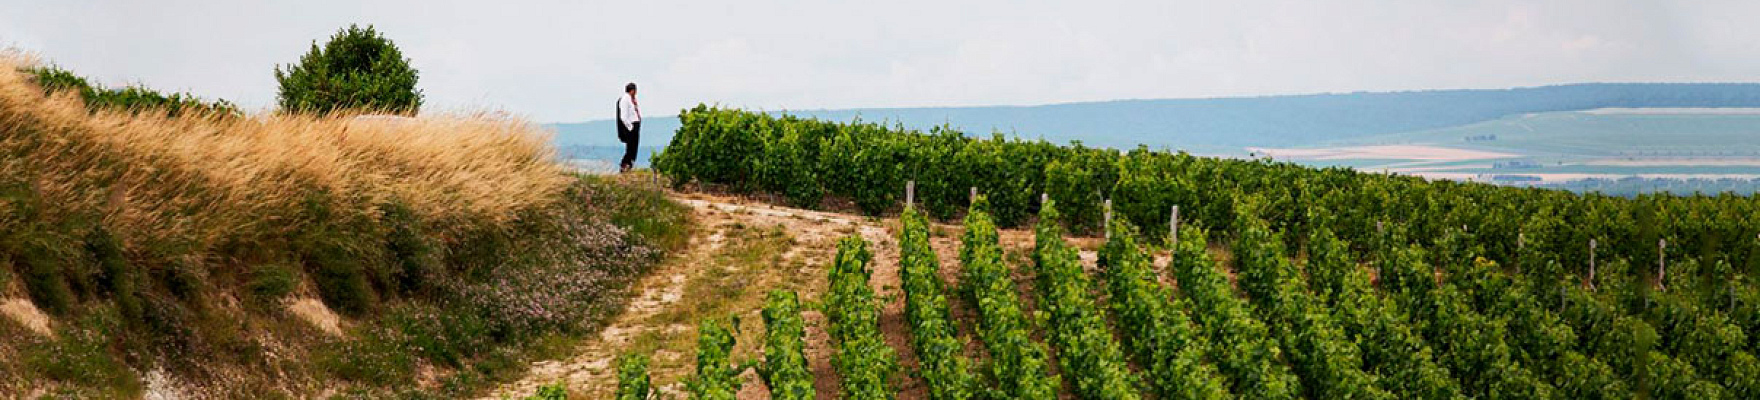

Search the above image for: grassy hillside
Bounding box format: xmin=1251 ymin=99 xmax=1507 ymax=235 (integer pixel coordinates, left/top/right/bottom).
xmin=0 ymin=55 xmax=689 ymax=397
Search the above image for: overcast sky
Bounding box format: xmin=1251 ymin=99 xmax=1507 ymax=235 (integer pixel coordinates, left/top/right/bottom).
xmin=4 ymin=0 xmax=1759 ymax=122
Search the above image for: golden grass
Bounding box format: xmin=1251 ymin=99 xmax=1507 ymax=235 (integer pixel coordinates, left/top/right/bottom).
xmin=0 ymin=54 xmax=570 ymax=251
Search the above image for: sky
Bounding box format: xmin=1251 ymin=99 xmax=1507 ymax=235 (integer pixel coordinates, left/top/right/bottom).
xmin=3 ymin=0 xmax=1759 ymax=123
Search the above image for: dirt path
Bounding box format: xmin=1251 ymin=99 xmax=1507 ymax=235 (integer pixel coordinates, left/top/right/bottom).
xmin=486 ymin=193 xmax=920 ymax=399
xmin=486 ymin=191 xmax=1114 ymax=399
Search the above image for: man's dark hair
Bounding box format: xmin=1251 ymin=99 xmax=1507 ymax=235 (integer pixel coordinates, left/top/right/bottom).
xmin=625 ymin=82 xmax=637 ymax=93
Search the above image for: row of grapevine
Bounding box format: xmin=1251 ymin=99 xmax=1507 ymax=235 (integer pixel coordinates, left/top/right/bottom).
xmin=654 ymin=106 xmax=1760 ymax=282
xmin=1440 ymin=241 xmax=1631 ymax=397
xmin=1301 ymin=227 xmax=1464 ymax=399
xmin=615 ymin=353 xmax=652 ymax=400
xmin=759 ymin=290 xmax=815 ymax=400
xmin=1226 ymin=209 xmax=1392 ymax=400
xmin=1655 ymin=294 xmax=1758 ymax=396
xmin=897 ymin=207 xmax=981 ymax=399
xmin=1371 ymin=234 xmax=1558 ymax=399
xmin=955 ymin=197 xmax=1061 ymax=398
xmin=685 ymin=318 xmax=742 ymax=399
xmin=650 ymin=106 xmax=1760 ymax=398
xmin=1030 ymin=201 xmax=1140 ymax=399
xmin=1095 ymin=219 xmax=1231 ymax=400
xmin=1165 ymin=224 xmax=1302 ymax=399
xmin=825 ymin=236 xmax=900 ymax=399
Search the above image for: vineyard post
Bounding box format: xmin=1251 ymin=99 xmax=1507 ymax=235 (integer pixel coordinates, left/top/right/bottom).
xmin=906 ymin=180 xmax=915 ymax=209
xmin=1517 ymin=232 xmax=1525 ymax=275
xmin=1658 ymin=239 xmax=1667 ymax=291
xmin=1041 ymin=192 xmax=1048 ymax=205
xmin=1170 ymin=205 xmax=1180 ymax=248
xmin=970 ymin=187 xmax=977 ymax=203
xmin=1104 ymin=199 xmax=1113 ymax=239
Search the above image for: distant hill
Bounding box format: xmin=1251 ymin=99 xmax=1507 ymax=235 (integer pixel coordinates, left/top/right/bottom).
xmin=549 ymin=83 xmax=1760 ymax=155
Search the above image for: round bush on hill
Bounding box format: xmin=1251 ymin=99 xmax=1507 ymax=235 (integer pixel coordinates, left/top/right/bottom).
xmin=275 ymin=24 xmax=423 ymax=115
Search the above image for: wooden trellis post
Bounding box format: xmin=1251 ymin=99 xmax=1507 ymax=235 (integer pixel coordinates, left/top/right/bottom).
xmin=909 ymin=180 xmax=918 ymax=207
xmin=1103 ymin=199 xmax=1113 ymax=239
xmin=970 ymin=187 xmax=978 ymax=203
xmin=1516 ymin=232 xmax=1525 ymax=275
xmin=1170 ymin=205 xmax=1180 ymax=243
xmin=1659 ymin=238 xmax=1668 ymax=291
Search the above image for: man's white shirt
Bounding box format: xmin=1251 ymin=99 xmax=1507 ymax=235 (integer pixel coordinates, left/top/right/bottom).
xmin=618 ymin=92 xmax=641 ymax=131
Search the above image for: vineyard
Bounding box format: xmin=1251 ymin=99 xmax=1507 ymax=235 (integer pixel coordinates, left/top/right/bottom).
xmin=608 ymin=106 xmax=1760 ymax=398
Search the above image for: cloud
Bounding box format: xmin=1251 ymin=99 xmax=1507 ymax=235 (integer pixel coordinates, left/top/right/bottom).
xmin=2 ymin=0 xmax=1757 ymax=122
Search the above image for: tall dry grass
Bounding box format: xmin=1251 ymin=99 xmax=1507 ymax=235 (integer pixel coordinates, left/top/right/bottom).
xmin=0 ymin=54 xmax=570 ymax=252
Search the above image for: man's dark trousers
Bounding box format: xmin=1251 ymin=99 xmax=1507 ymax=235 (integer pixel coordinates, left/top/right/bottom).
xmin=618 ymin=121 xmax=640 ymax=171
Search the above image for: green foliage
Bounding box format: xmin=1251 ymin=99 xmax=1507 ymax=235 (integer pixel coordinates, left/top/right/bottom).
xmin=275 ymin=24 xmax=423 ymax=115
xmin=823 ymin=236 xmax=898 ymax=399
xmin=615 ymin=353 xmax=653 ymax=400
xmin=1303 ymin=228 xmax=1465 ymax=400
xmin=15 ymin=240 xmax=75 ymax=316
xmin=1031 ymin=200 xmax=1141 ymax=400
xmin=1230 ymin=213 xmax=1392 ymax=400
xmin=1406 ymin=286 xmax=1556 ymax=399
xmin=1166 ymin=224 xmax=1302 ymax=400
xmin=524 ymin=383 xmax=570 ymax=400
xmin=1096 ymin=219 xmax=1230 ymax=400
xmin=574 ymin=173 xmax=695 ymax=253
xmin=244 ymin=263 xmax=298 ymax=308
xmin=759 ymin=291 xmax=814 ymax=400
xmin=957 ymin=197 xmax=1061 ymax=399
xmin=25 ymin=66 xmax=238 ymax=117
xmin=657 ymin=107 xmax=1760 ymax=283
xmin=898 ymin=207 xmax=980 ymax=400
xmin=654 ymin=106 xmax=1760 ymax=400
xmin=686 ymin=317 xmax=743 ymax=399
xmin=322 ymin=321 xmax=418 ymax=385
xmin=381 ymin=201 xmax=439 ymax=297
xmin=24 ymin=324 xmax=139 ymax=394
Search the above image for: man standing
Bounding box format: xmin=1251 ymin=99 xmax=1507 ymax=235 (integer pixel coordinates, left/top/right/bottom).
xmin=616 ymin=82 xmax=641 ymax=173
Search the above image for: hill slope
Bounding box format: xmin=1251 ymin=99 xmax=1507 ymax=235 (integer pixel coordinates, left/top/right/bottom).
xmin=551 ymin=83 xmax=1760 ymax=153
xmin=1 ymin=58 xmax=689 ymax=397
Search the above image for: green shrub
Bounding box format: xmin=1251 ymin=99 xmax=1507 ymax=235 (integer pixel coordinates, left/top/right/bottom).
xmin=16 ymin=240 xmax=75 ymax=316
xmin=308 ymin=252 xmax=376 ymax=317
xmin=25 ymin=66 xmax=237 ymax=117
xmin=293 ymin=194 xmax=385 ymax=317
xmin=274 ymin=24 xmax=423 ymax=115
xmin=159 ymin=258 xmax=207 ymax=304
xmin=380 ymin=201 xmax=438 ymax=297
xmin=244 ymin=264 xmax=297 ymax=308
xmin=86 ymin=226 xmax=143 ymax=320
